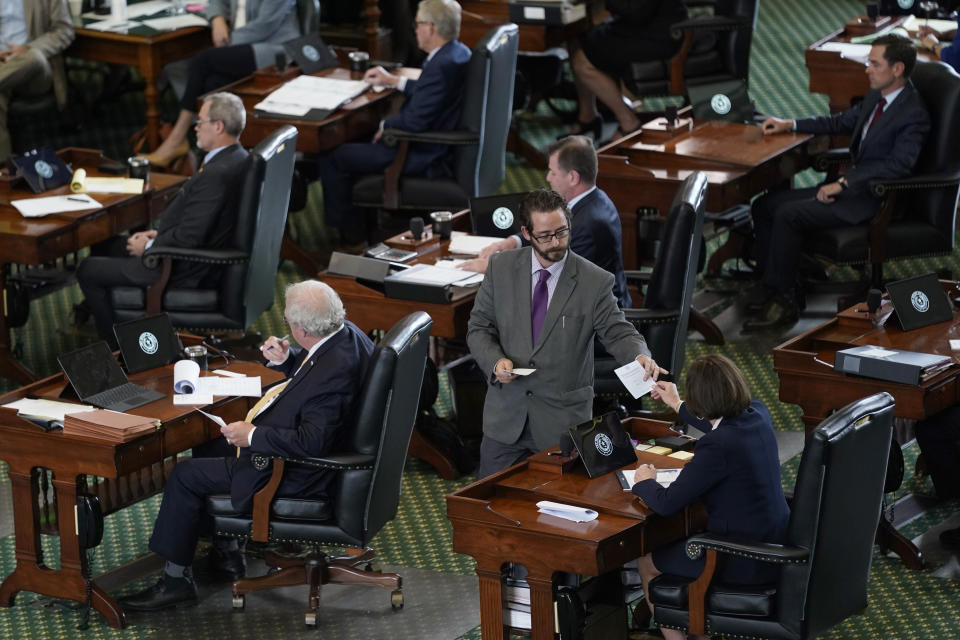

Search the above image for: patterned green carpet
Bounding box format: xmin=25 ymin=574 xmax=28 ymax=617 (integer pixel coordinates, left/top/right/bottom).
xmin=3 ymin=0 xmax=960 ymax=637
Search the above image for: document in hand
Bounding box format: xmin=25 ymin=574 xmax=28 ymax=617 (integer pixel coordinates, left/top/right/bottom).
xmin=614 ymin=360 xmax=656 ymax=399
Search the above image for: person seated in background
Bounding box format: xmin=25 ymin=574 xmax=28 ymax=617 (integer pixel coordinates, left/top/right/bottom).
xmin=460 ymin=135 xmax=632 ymax=308
xmin=77 ymin=93 xmax=249 ymax=344
xmin=317 ymin=0 xmax=470 ymax=248
xmin=141 ymin=0 xmax=301 ymax=168
xmin=0 ymin=0 xmax=74 ymax=166
xmin=119 ymin=280 xmax=375 ymax=612
xmin=914 ymin=406 xmax=960 ymax=551
xmin=567 ymin=0 xmax=686 ymax=140
xmin=919 ymin=22 xmax=960 ymax=74
xmin=744 ymin=34 xmax=930 ymax=331
xmin=631 ymin=354 xmax=790 ymax=640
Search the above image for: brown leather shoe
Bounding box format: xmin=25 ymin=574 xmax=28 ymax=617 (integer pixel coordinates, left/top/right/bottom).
xmin=742 ymin=298 xmax=799 ymax=332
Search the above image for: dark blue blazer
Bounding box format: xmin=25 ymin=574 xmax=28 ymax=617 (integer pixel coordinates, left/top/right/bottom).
xmin=383 ymin=39 xmax=471 ymax=176
xmin=229 ymin=320 xmax=375 ymax=511
xmin=632 ymin=399 xmax=790 ymax=583
xmin=795 ymin=81 xmax=930 ymax=223
xmin=570 ymin=188 xmax=631 ymax=308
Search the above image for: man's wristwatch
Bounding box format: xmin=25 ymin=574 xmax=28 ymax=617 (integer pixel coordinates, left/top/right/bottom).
xmin=838 ymin=176 xmax=848 ymax=190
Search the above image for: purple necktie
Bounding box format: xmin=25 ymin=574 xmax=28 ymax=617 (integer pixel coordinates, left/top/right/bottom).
xmin=531 ymin=269 xmax=550 ymax=344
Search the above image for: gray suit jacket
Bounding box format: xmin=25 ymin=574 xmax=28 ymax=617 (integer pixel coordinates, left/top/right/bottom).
xmin=467 ymin=248 xmax=649 ymax=449
xmin=24 ymin=0 xmax=74 ymax=110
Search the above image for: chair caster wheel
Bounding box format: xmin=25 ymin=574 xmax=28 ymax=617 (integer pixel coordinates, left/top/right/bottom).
xmin=391 ymin=590 xmax=404 ymax=611
xmin=305 ymin=611 xmax=318 ymax=626
xmin=232 ymin=594 xmax=245 ymax=610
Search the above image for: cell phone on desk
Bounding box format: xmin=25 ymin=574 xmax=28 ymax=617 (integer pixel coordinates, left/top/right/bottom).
xmin=365 ymin=243 xmax=418 ymax=263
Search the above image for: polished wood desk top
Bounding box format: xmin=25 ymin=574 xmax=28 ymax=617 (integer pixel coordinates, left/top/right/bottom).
xmin=0 ymin=148 xmax=185 ymax=385
xmin=597 ymin=119 xmax=827 ymax=270
xmin=806 ymin=16 xmax=933 ymax=113
xmin=459 ymin=0 xmax=592 ymax=50
xmin=0 ymin=356 xmax=284 ymax=629
xmin=447 ymin=417 xmax=705 ymax=640
xmin=70 ymin=20 xmax=210 ymax=150
xmin=773 ymin=283 xmax=960 ymax=433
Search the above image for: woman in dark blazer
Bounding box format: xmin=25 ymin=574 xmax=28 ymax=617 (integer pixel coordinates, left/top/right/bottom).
xmin=631 ymin=354 xmax=789 ymax=640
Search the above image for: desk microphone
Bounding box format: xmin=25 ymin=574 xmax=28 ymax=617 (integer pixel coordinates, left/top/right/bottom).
xmin=409 ymin=216 xmax=425 ymax=241
xmin=275 ymin=52 xmax=287 ymax=72
xmin=558 ymin=432 xmax=574 ymax=457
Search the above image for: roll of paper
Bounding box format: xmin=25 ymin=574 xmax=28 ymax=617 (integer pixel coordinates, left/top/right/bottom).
xmin=70 ymin=168 xmax=86 ymax=193
xmin=173 ymin=359 xmax=200 ymax=394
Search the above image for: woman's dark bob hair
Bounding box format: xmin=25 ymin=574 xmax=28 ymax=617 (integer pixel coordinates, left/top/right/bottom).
xmin=684 ymin=354 xmax=752 ymax=419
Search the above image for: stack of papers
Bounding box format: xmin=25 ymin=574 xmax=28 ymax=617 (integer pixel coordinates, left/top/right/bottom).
xmin=173 ymin=359 xmax=261 ymax=404
xmin=63 ymin=409 xmax=160 ymax=442
xmin=818 ymin=42 xmax=872 ymax=64
xmin=535 ymin=500 xmax=598 ymax=522
xmin=11 ymin=194 xmax=102 ymax=217
xmin=447 ymin=235 xmax=504 ymax=256
xmin=388 ymin=264 xmax=484 ymax=287
xmin=254 ymin=75 xmax=370 ymax=117
xmin=2 ymin=398 xmax=95 ymax=422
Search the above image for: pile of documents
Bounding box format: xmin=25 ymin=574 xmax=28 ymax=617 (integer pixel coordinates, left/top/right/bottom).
xmin=254 ymin=75 xmax=370 ymax=118
xmin=173 ymin=362 xmax=262 ymax=405
xmin=62 ymin=409 xmax=160 ymax=442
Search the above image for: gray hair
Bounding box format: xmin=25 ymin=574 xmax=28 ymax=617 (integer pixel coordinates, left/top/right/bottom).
xmin=284 ymin=280 xmax=345 ymax=338
xmin=418 ymin=0 xmax=461 ymax=41
xmin=203 ymin=92 xmax=246 ymax=137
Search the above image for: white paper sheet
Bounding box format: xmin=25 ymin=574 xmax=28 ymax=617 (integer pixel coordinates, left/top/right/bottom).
xmin=902 ymin=15 xmax=958 ymax=33
xmin=535 ymin=500 xmax=598 ymax=523
xmin=506 ymin=368 xmax=536 ymax=376
xmin=196 ymin=375 xmax=262 ymax=397
xmin=388 ymin=263 xmax=480 ymax=286
xmin=173 ymin=393 xmax=214 ymax=405
xmin=84 ymin=0 xmax=174 ymax=19
xmin=2 ymin=398 xmax=95 ymax=421
xmin=255 ymin=75 xmax=369 ymax=115
xmin=212 ymin=368 xmax=244 ymax=377
xmin=613 ymin=359 xmax=657 ymax=399
xmin=197 ymin=409 xmax=226 ymax=427
xmin=11 ymin=194 xmax=102 ymax=217
xmin=447 ymin=235 xmax=504 ymax=256
xmin=859 ymin=347 xmax=897 ymax=358
xmin=142 ymin=13 xmax=208 ymax=30
xmin=84 ymin=19 xmax=138 ymax=31
xmin=818 ymin=42 xmax=872 ymax=64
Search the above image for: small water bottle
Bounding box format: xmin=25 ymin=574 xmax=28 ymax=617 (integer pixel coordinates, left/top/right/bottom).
xmin=110 ymin=0 xmax=127 ymax=21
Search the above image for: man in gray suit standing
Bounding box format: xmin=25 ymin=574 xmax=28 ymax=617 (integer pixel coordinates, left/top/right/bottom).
xmin=468 ymin=189 xmax=665 ymax=477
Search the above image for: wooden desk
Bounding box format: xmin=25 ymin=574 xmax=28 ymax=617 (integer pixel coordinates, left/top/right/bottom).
xmin=773 ymin=285 xmax=960 ymax=569
xmin=0 ymin=148 xmax=185 ymax=385
xmin=447 ymin=417 xmax=705 ymax=640
xmin=597 ymin=119 xmax=828 ymax=272
xmin=0 ymin=357 xmax=284 ymax=628
xmin=459 ymin=0 xmax=591 ymax=50
xmin=806 ymin=16 xmax=932 ymax=113
xmin=70 ymin=22 xmax=210 ymax=150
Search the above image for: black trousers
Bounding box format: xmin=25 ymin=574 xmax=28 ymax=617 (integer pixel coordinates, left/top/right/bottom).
xmin=76 ymin=249 xmax=161 ymax=342
xmin=915 ymin=406 xmax=960 ymax=499
xmin=181 ymin=44 xmax=256 ymax=112
xmin=477 ymin=422 xmax=539 ymax=479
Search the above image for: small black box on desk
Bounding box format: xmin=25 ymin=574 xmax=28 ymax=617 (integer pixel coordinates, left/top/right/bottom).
xmin=655 ymin=435 xmax=697 ymax=452
xmin=834 ymin=345 xmax=953 ymax=386
xmin=508 ymin=1 xmax=586 ymax=26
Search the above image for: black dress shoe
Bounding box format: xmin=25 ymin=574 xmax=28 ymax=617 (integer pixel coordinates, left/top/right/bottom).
xmin=940 ymin=526 xmax=960 ymax=550
xmin=742 ymin=299 xmax=799 ymax=332
xmin=119 ymin=574 xmax=198 ymax=612
xmin=195 ymin=547 xmax=246 ymax=581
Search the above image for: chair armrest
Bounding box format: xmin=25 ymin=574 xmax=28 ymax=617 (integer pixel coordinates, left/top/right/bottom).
xmin=382 ymin=128 xmax=480 ymax=147
xmin=869 ymin=170 xmax=960 ymax=197
xmin=623 ymin=307 xmax=682 ymax=324
xmin=141 ymin=246 xmax=249 ymax=269
xmin=251 ymin=452 xmax=376 ymax=471
xmin=685 ymin=532 xmax=810 ymax=564
xmin=812 ymin=148 xmax=851 ymax=172
xmin=623 ymin=270 xmax=651 ymax=285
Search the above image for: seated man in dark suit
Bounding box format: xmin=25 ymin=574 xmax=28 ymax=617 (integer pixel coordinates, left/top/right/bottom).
xmin=317 ymin=0 xmax=471 ymax=246
xmin=460 ymin=135 xmax=632 ymax=308
xmin=76 ymin=92 xmax=250 ymax=344
xmin=915 ymin=406 xmax=960 ymax=550
xmin=120 ymin=280 xmax=376 ymax=611
xmin=744 ymin=34 xmax=930 ymax=331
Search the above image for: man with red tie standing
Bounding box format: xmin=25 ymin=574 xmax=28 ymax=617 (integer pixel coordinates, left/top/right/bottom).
xmin=743 ymin=34 xmax=930 ymax=331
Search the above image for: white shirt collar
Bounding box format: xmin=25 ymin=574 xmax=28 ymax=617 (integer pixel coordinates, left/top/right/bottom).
xmin=880 ymin=85 xmax=904 ymax=108
xmin=201 ymin=144 xmax=230 ymax=166
xmin=566 ymin=185 xmax=596 ymax=210
xmin=302 ymin=324 xmax=343 ymax=363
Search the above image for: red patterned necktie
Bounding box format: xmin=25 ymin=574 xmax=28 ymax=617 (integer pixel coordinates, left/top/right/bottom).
xmin=866 ymin=97 xmax=886 ymax=135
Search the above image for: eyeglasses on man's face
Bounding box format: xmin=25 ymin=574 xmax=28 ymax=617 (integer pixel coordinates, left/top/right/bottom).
xmin=529 ymin=227 xmax=571 ymax=244
xmin=413 ymin=19 xmax=432 ymax=29
xmin=193 ymin=118 xmax=219 ymax=127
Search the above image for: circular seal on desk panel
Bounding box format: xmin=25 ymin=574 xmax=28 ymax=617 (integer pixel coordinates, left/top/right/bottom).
xmin=910 ymin=290 xmax=930 ymax=313
xmin=34 ymin=160 xmax=54 ymax=179
xmin=302 ymin=45 xmax=321 ymax=62
xmin=898 ymin=0 xmax=914 ymax=9
xmin=492 ymin=206 xmax=514 ymax=230
xmin=710 ymin=93 xmax=732 ymax=116
xmin=594 ymin=433 xmax=613 ymax=456
xmin=138 ymin=331 xmax=159 ymax=355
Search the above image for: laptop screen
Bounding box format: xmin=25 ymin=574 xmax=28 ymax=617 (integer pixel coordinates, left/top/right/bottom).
xmin=114 ymin=313 xmax=181 ymax=374
xmin=58 ymin=341 xmax=129 ymax=400
xmin=885 ymin=272 xmax=953 ymax=331
xmin=469 ymin=193 xmax=526 ymax=238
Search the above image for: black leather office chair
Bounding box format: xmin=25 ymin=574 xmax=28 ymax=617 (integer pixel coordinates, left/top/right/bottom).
xmin=206 ymin=311 xmax=433 ymax=626
xmin=802 ymin=61 xmax=960 ymax=297
xmin=594 ymin=172 xmax=707 ymax=414
xmin=109 ymin=125 xmax=299 ymax=332
xmin=351 ymin=23 xmax=519 ymax=214
xmin=648 ymin=392 xmax=894 ymax=639
xmin=624 ymin=0 xmax=758 ymax=110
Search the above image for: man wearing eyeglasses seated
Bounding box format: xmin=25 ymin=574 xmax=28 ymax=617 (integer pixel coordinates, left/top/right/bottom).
xmin=467 ymin=188 xmax=665 ymax=478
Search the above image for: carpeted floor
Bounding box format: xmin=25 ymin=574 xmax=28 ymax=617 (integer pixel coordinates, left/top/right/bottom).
xmin=2 ymin=0 xmax=960 ymax=637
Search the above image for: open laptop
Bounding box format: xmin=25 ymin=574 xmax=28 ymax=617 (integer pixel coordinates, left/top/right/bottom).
xmin=113 ymin=313 xmax=182 ymax=374
xmin=469 ymin=192 xmax=525 ymax=238
xmin=10 ymin=148 xmax=72 ymax=193
xmin=567 ymin=412 xmax=638 ymax=478
xmin=885 ymin=272 xmax=953 ymax=331
xmin=58 ymin=341 xmax=166 ymax=412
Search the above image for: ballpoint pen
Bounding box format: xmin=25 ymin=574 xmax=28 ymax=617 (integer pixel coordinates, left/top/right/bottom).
xmin=264 ymin=334 xmax=289 ymax=351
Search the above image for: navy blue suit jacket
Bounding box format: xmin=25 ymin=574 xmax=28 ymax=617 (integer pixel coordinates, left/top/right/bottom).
xmin=384 ymin=39 xmax=471 ymax=176
xmin=632 ymin=399 xmax=790 ymax=583
xmin=795 ymin=81 xmax=930 ymax=223
xmin=570 ymin=188 xmax=631 ymax=308
xmin=229 ymin=321 xmax=375 ymax=511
